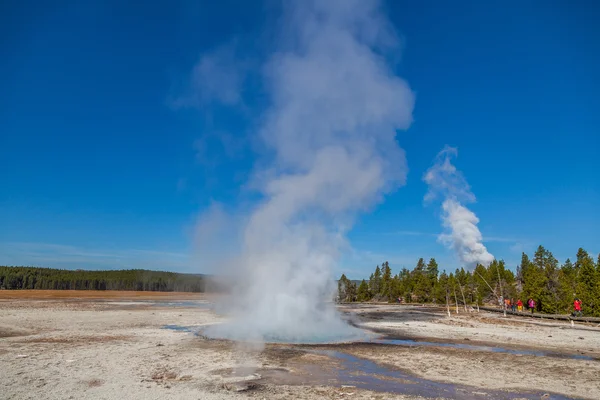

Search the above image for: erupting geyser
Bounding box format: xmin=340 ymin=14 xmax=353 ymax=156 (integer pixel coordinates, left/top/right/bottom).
xmin=197 ymin=0 xmax=415 ymax=343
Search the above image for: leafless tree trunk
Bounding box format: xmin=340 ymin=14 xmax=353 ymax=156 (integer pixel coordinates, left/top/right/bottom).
xmin=476 ymin=271 xmax=503 ymax=313
xmin=453 ymin=285 xmax=459 ymax=314
xmin=495 ymin=264 xmax=506 ymax=317
xmin=459 ymin=284 xmax=468 ymax=312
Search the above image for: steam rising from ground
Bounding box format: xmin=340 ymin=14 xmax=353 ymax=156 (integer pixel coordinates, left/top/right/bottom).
xmin=199 ymin=0 xmax=414 ymax=343
xmin=424 ymin=147 xmax=494 ymax=268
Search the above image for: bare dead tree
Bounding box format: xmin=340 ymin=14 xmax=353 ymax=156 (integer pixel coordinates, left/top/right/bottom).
xmin=494 ymin=263 xmax=506 ymax=317
xmin=458 ymin=284 xmax=468 ymax=312
xmin=475 ymin=270 xmax=503 ymax=314
xmin=453 ymin=285 xmax=459 ymax=314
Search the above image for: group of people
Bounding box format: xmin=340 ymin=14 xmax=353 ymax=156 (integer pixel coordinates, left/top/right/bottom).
xmin=502 ymin=297 xmax=583 ymax=316
xmin=503 ymin=298 xmax=531 ymax=313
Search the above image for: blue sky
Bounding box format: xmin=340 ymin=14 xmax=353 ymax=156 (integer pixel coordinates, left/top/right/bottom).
xmin=1 ymin=0 xmax=599 ymax=277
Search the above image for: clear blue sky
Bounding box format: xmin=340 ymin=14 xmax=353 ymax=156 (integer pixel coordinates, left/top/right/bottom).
xmin=1 ymin=0 xmax=598 ymax=277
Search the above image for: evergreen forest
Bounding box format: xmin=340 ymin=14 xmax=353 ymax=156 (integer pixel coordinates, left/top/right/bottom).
xmin=338 ymin=246 xmax=600 ymax=317
xmin=0 ymin=266 xmax=205 ymax=292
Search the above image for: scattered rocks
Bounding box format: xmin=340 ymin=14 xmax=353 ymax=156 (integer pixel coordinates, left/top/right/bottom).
xmin=221 ymin=382 xmax=259 ymax=392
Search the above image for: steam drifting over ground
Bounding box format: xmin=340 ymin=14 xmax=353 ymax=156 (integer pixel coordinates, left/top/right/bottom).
xmin=196 ymin=0 xmax=415 ymax=343
xmin=424 ymin=146 xmax=494 ymax=268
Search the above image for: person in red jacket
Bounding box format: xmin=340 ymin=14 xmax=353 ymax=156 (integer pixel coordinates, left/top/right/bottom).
xmin=573 ymin=298 xmax=582 ymax=317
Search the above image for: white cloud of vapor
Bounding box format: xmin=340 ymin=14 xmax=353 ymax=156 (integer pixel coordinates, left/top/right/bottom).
xmin=424 ymin=146 xmax=494 ymax=268
xmin=194 ymin=0 xmax=415 ymax=342
xmin=170 ymin=41 xmax=248 ymax=109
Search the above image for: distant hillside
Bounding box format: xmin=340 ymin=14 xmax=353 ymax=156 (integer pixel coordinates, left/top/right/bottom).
xmin=0 ymin=266 xmax=205 ymax=292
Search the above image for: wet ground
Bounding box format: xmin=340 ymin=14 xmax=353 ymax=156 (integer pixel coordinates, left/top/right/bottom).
xmin=163 ymin=324 xmax=588 ymax=399
xmin=2 ymin=294 xmax=600 ymax=399
xmin=163 ymin=323 xmax=597 ymax=362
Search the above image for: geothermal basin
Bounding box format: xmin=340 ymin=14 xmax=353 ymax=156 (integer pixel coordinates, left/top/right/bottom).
xmin=1 ymin=292 xmax=600 ymax=399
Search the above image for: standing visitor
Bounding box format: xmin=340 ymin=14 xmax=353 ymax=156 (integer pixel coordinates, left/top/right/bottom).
xmin=528 ymin=298 xmax=535 ymax=314
xmin=517 ymin=299 xmax=523 ymax=312
xmin=573 ymin=298 xmax=582 ymax=317
xmin=511 ymin=298 xmax=516 ymax=312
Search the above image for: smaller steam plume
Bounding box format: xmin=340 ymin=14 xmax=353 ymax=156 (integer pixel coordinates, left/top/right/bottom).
xmin=424 ymin=146 xmax=494 ymax=268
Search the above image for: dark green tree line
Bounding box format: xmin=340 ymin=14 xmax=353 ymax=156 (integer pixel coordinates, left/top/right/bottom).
xmin=338 ymin=246 xmax=600 ymax=317
xmin=0 ymin=266 xmax=205 ymax=292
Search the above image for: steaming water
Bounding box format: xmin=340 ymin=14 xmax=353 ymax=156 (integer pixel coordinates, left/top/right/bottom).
xmin=202 ymin=320 xmax=373 ymax=344
xmin=162 ymin=324 xmax=595 ymax=361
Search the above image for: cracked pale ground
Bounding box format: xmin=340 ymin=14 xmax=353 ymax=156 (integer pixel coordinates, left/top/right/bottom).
xmin=1 ymin=295 xmax=599 ymax=399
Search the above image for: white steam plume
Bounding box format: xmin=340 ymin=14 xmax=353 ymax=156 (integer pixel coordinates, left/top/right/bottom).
xmin=423 ymin=146 xmax=494 ymax=268
xmin=200 ymin=0 xmax=414 ymax=342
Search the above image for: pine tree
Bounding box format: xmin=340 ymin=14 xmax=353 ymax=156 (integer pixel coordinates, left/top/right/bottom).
xmin=521 ymin=248 xmax=546 ymax=310
xmin=540 ymin=248 xmax=559 ymax=313
xmin=380 ymin=262 xmax=393 ymax=301
xmin=557 ymin=259 xmax=576 ymax=313
xmin=434 ymin=271 xmax=449 ymax=304
xmin=399 ymin=267 xmax=413 ymax=302
xmin=472 ymin=263 xmax=491 ymax=304
xmin=426 ymin=258 xmax=439 ymax=301
xmin=575 ymin=249 xmax=598 ymax=316
xmin=357 ymin=279 xmax=371 ymax=302
xmin=338 ymin=274 xmax=349 ymax=302
xmin=390 ymin=274 xmax=401 ymax=301
xmin=370 ymin=266 xmax=382 ymax=297
xmin=412 ymin=258 xmax=429 ymax=302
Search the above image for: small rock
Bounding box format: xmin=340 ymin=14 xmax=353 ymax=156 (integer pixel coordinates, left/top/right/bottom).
xmin=579 ymin=337 xmax=584 ymax=340
xmin=156 ymin=343 xmax=164 ymax=347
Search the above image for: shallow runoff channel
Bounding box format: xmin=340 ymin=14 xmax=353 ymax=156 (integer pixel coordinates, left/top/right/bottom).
xmin=163 ymin=324 xmax=587 ymax=399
